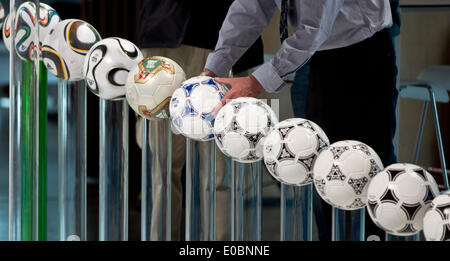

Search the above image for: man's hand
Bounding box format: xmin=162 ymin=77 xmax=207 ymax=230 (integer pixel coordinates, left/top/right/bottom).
xmin=200 ymin=69 xmax=217 ymax=77
xmin=212 ymin=75 xmax=265 ymax=114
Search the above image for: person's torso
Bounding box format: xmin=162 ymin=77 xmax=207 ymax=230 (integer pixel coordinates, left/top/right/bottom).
xmin=277 ymin=0 xmax=393 ymax=50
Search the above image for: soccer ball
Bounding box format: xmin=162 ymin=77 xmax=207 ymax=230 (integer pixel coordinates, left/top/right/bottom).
xmin=313 ymin=140 xmax=384 ymax=210
xmin=2 ymin=14 xmax=11 ymax=51
xmin=367 ymin=163 xmax=440 ymax=236
xmin=42 ymin=19 xmax=101 ymax=81
xmin=263 ymin=118 xmax=329 ymax=186
xmin=423 ymin=191 xmax=450 ymax=241
xmin=6 ymin=2 xmax=60 ymax=60
xmin=83 ymin=38 xmax=143 ymax=100
xmin=213 ymin=97 xmax=278 ymax=163
xmin=169 ymin=76 xmax=228 ymax=141
xmin=125 ymin=56 xmax=185 ymax=120
xmin=0 ymin=2 xmax=5 ymax=29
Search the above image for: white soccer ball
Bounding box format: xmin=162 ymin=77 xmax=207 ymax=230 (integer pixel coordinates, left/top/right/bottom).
xmin=213 ymin=97 xmax=278 ymax=163
xmin=313 ymin=140 xmax=384 ymax=210
xmin=6 ymin=2 xmax=60 ymax=60
xmin=83 ymin=38 xmax=143 ymax=100
xmin=367 ymin=163 xmax=440 ymax=236
xmin=125 ymin=56 xmax=186 ymax=120
xmin=42 ymin=19 xmax=101 ymax=81
xmin=423 ymin=191 xmax=450 ymax=241
xmin=169 ymin=76 xmax=228 ymax=140
xmin=263 ymin=118 xmax=329 ymax=186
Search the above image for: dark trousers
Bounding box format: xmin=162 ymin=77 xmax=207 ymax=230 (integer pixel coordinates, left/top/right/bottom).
xmin=306 ymin=29 xmax=399 ymax=241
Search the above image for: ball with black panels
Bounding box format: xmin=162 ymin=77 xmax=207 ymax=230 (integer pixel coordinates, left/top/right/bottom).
xmin=3 ymin=2 xmax=61 ymax=60
xmin=423 ymin=191 xmax=450 ymax=241
xmin=83 ymin=37 xmax=143 ymax=100
xmin=125 ymin=56 xmax=186 ymax=120
xmin=313 ymin=140 xmax=384 ymax=210
xmin=263 ymin=118 xmax=329 ymax=186
xmin=213 ymin=97 xmax=278 ymax=163
xmin=367 ymin=163 xmax=440 ymax=236
xmin=42 ymin=19 xmax=101 ymax=81
xmin=169 ymin=76 xmax=228 ymax=141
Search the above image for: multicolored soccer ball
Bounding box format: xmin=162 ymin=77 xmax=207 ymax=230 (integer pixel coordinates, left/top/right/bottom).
xmin=2 ymin=14 xmax=11 ymax=51
xmin=423 ymin=191 xmax=450 ymax=241
xmin=4 ymin=2 xmax=60 ymax=60
xmin=42 ymin=19 xmax=101 ymax=81
xmin=0 ymin=2 xmax=5 ymax=29
xmin=367 ymin=163 xmax=440 ymax=236
xmin=83 ymin=37 xmax=143 ymax=100
xmin=125 ymin=56 xmax=186 ymax=120
xmin=313 ymin=140 xmax=384 ymax=210
xmin=169 ymin=76 xmax=228 ymax=140
xmin=263 ymin=118 xmax=329 ymax=186
xmin=213 ymin=97 xmax=278 ymax=163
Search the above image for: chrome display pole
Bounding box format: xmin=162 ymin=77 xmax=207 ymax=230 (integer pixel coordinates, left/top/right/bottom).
xmin=141 ymin=118 xmax=172 ymax=241
xmin=280 ymin=184 xmax=313 ymax=241
xmin=99 ymin=99 xmax=129 ymax=241
xmin=332 ymin=208 xmax=365 ymax=241
xmin=234 ymin=162 xmax=262 ymax=241
xmin=58 ymin=79 xmax=86 ymax=241
xmin=185 ymin=139 xmax=216 ymax=241
xmin=9 ymin=0 xmax=43 ymax=241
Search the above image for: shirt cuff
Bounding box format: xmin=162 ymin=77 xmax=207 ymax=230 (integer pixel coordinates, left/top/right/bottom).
xmin=252 ymin=62 xmax=286 ymax=93
xmin=204 ymin=52 xmax=233 ymax=77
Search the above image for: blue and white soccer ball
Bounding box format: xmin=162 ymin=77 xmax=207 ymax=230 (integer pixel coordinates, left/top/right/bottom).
xmin=169 ymin=76 xmax=228 ymax=141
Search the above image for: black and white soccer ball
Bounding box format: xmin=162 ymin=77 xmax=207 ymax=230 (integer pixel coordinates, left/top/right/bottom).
xmin=423 ymin=191 xmax=450 ymax=241
xmin=42 ymin=19 xmax=101 ymax=81
xmin=367 ymin=163 xmax=440 ymax=236
xmin=83 ymin=38 xmax=143 ymax=100
xmin=213 ymin=97 xmax=278 ymax=163
xmin=263 ymin=118 xmax=329 ymax=186
xmin=313 ymin=140 xmax=383 ymax=210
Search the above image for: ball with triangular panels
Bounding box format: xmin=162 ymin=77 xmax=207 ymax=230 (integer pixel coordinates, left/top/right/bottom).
xmin=213 ymin=97 xmax=278 ymax=163
xmin=5 ymin=2 xmax=60 ymax=60
xmin=313 ymin=140 xmax=384 ymax=210
xmin=42 ymin=19 xmax=101 ymax=81
xmin=125 ymin=56 xmax=185 ymax=120
xmin=263 ymin=118 xmax=329 ymax=186
xmin=367 ymin=163 xmax=440 ymax=236
xmin=83 ymin=37 xmax=143 ymax=100
xmin=423 ymin=191 xmax=450 ymax=241
xmin=169 ymin=76 xmax=228 ymax=140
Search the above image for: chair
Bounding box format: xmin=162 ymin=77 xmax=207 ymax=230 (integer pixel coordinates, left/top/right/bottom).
xmin=399 ymin=65 xmax=450 ymax=189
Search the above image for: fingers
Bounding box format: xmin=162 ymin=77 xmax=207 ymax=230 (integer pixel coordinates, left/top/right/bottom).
xmin=212 ymin=89 xmax=235 ymax=115
xmin=214 ymin=77 xmax=234 ymax=85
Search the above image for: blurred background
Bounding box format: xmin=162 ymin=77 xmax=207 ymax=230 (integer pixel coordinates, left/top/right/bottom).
xmin=0 ymin=0 xmax=449 ymax=241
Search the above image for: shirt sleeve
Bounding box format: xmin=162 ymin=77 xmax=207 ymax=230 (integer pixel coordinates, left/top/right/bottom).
xmin=204 ymin=0 xmax=277 ymax=77
xmin=254 ymin=0 xmax=344 ymax=93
